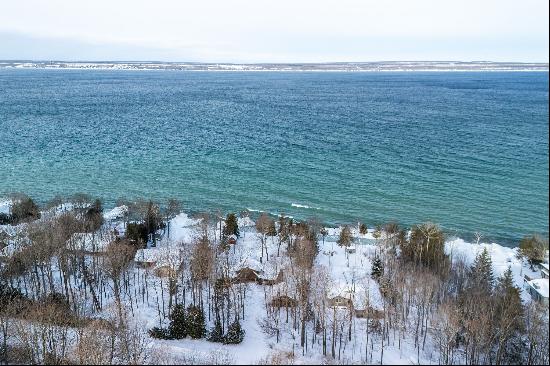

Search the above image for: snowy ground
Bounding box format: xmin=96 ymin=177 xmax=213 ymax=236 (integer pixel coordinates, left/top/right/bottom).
xmin=1 ymin=200 xmax=548 ymax=364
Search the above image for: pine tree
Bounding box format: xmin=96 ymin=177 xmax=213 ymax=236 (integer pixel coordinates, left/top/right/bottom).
xmin=223 ymin=213 xmax=240 ymax=238
xmin=186 ymin=305 xmax=206 ymax=339
xmin=168 ymin=304 xmax=187 ymax=339
xmin=207 ymin=318 xmax=224 ymax=343
xmin=337 ymin=225 xmax=353 ymax=248
xmin=494 ymin=267 xmax=525 ymax=364
xmin=359 ymin=223 xmax=368 ymax=235
xmin=223 ymin=318 xmax=245 ymax=344
xmin=371 ymin=256 xmax=383 ymax=279
xmin=469 ymin=247 xmax=494 ymax=293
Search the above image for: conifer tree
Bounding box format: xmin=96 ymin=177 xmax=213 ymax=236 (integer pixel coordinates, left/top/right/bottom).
xmin=359 ymin=223 xmax=368 ymax=235
xmin=470 ymin=247 xmax=494 ymax=293
xmin=222 ymin=213 xmax=240 ymax=238
xmin=186 ymin=305 xmax=206 ymax=339
xmin=168 ymin=304 xmax=187 ymax=339
xmin=207 ymin=318 xmax=224 ymax=343
xmin=223 ymin=318 xmax=245 ymax=344
xmin=371 ymin=256 xmax=384 ymax=279
xmin=337 ymin=225 xmax=353 ymax=248
xmin=494 ymin=267 xmax=525 ymax=364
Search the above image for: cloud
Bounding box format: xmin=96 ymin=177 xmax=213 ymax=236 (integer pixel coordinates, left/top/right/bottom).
xmin=0 ymin=0 xmax=547 ymax=62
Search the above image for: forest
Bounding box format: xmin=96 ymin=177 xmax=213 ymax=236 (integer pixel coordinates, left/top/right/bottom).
xmin=0 ymin=193 xmax=548 ymax=365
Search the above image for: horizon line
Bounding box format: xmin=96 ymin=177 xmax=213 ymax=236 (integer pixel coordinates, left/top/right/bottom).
xmin=1 ymin=59 xmax=549 ymax=65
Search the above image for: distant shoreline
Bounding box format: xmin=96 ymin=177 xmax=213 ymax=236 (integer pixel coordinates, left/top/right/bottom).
xmin=1 ymin=60 xmax=548 ymax=72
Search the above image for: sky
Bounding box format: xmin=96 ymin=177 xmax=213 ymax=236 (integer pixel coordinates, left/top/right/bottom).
xmin=0 ymin=0 xmax=548 ymax=63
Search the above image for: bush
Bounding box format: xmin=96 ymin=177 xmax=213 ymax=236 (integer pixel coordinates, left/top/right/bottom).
xmin=148 ymin=327 xmax=172 ymax=340
xmin=359 ymin=223 xmax=368 ymax=235
xmin=223 ymin=319 xmax=245 ymax=344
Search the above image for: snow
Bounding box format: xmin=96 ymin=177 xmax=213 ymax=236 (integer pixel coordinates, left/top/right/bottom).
xmin=527 ymin=278 xmax=549 ymax=298
xmin=1 ymin=203 xmax=548 ymax=365
xmin=103 ymin=205 xmax=128 ymax=221
xmin=0 ymin=199 xmax=11 ymax=214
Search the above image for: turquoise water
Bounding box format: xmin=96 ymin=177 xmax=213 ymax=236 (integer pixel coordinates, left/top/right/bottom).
xmin=0 ymin=69 xmax=548 ymax=245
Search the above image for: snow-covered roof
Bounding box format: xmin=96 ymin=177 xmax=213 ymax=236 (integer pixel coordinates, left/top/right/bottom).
xmin=328 ymin=283 xmax=365 ymax=301
xmin=0 ymin=199 xmax=11 ymax=215
xmin=103 ymin=205 xmax=128 ymax=221
xmin=527 ymin=278 xmax=549 ymax=299
xmin=540 ymin=263 xmax=549 ymax=271
xmin=232 ymin=257 xmax=263 ymax=273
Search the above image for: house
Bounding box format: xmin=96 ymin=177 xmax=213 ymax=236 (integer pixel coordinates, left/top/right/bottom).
xmin=355 ymin=306 xmax=384 ymax=319
xmin=539 ymin=263 xmax=549 ymax=279
xmin=232 ymin=267 xmax=262 ymax=283
xmin=328 ymin=295 xmax=353 ymax=309
xmin=134 ymin=246 xmax=183 ymax=269
xmin=525 ymin=278 xmax=549 ymax=306
xmin=134 ymin=248 xmax=158 ymax=268
xmin=270 ymin=294 xmax=297 ymax=308
xmin=345 ymin=245 xmax=356 ymax=254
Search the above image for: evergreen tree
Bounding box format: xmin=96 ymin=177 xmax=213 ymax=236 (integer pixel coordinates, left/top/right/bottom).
xmin=168 ymin=304 xmax=187 ymax=339
xmin=371 ymin=256 xmax=384 ymax=279
xmin=469 ymin=247 xmax=494 ymax=293
xmin=186 ymin=305 xmax=206 ymax=339
xmin=494 ymin=267 xmax=525 ymax=364
xmin=359 ymin=223 xmax=368 ymax=235
xmin=337 ymin=225 xmax=353 ymax=248
xmin=222 ymin=213 xmax=240 ymax=238
xmin=223 ymin=318 xmax=245 ymax=344
xmin=207 ymin=318 xmax=224 ymax=343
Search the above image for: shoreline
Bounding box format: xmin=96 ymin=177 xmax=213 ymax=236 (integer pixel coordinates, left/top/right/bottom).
xmin=1 ymin=60 xmax=548 ymax=72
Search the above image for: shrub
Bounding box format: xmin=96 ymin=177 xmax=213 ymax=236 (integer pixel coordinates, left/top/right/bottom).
xmin=359 ymin=223 xmax=368 ymax=235
xmin=148 ymin=327 xmax=172 ymax=340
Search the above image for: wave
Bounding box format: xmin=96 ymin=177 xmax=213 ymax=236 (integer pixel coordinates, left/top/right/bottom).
xmin=291 ymin=203 xmax=321 ymax=210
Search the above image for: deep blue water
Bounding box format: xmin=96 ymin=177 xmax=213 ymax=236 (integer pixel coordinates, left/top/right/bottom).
xmin=0 ymin=69 xmax=548 ymax=245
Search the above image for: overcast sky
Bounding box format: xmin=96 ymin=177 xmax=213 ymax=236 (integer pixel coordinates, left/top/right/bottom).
xmin=1 ymin=0 xmax=548 ymax=62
